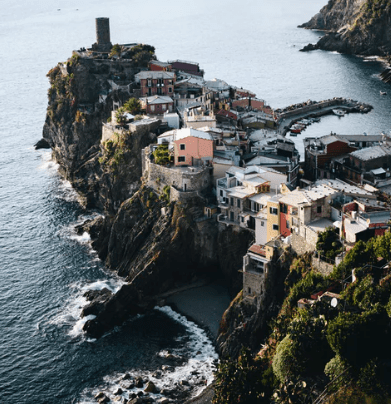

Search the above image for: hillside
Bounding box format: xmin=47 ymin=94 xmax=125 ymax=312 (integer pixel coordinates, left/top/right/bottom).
xmin=300 ymin=0 xmax=391 ymax=56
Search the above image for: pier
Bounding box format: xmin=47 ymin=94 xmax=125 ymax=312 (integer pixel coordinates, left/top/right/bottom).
xmin=275 ymin=98 xmax=373 ymax=136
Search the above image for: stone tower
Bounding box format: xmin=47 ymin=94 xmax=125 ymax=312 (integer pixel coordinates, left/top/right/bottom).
xmin=93 ymin=17 xmax=112 ymax=52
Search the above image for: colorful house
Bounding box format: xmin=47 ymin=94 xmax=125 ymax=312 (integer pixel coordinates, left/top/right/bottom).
xmin=141 ymin=95 xmax=174 ymax=115
xmin=172 ymin=128 xmax=214 ymax=167
xmin=135 ymin=71 xmax=176 ymax=97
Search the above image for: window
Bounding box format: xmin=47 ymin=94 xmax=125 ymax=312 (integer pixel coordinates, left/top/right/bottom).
xmin=230 ymin=198 xmax=234 ymax=206
xmin=162 ymin=104 xmax=166 ymax=111
xmin=147 ymin=79 xmax=152 ymax=87
xmin=286 ymin=220 xmax=290 ymax=229
xmin=273 ymin=224 xmax=279 ymax=231
xmin=270 ymin=207 xmax=278 ymax=215
xmin=168 ymin=87 xmax=172 ymax=93
xmin=280 ymin=204 xmax=288 ymax=214
xmin=261 ymin=221 xmax=264 ymax=227
xmin=180 ymin=144 xmax=185 ymax=150
xmin=317 ymin=206 xmax=322 ymax=214
xmin=178 ymin=156 xmax=185 ymax=162
xmin=248 ymin=287 xmax=252 ymax=294
xmin=220 ymin=190 xmax=223 ymax=197
xmin=150 ymin=105 xmax=155 ymax=112
xmin=237 ymin=199 xmax=241 ymax=208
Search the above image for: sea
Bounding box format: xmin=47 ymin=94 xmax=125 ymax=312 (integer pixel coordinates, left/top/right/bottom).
xmin=1 ymin=0 xmax=391 ymax=403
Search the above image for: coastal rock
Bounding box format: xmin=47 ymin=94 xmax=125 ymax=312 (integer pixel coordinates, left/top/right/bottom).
xmin=81 ymin=288 xmax=113 ymax=317
xmin=299 ymin=0 xmax=391 ymax=56
xmin=300 ymin=43 xmax=319 ymax=52
xmin=34 ymin=138 xmax=51 ymax=149
xmin=113 ymin=387 xmax=123 ymax=395
xmin=120 ymin=380 xmax=135 ymax=390
xmin=144 ymin=381 xmax=157 ymax=393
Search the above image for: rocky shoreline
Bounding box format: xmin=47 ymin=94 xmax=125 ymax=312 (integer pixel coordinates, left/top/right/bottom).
xmin=299 ymin=0 xmax=391 ymax=58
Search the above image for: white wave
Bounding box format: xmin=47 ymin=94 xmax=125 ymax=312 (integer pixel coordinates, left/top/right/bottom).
xmin=37 ymin=151 xmax=59 ymax=172
xmin=70 ymin=314 xmax=96 ymax=338
xmin=69 ymin=231 xmax=91 ymax=244
xmin=78 ymin=306 xmax=218 ymax=403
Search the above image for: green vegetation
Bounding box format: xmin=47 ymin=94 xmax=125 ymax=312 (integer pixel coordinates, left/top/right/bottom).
xmin=213 ymin=347 xmax=276 ymax=404
xmin=127 ymin=44 xmax=156 ymax=67
xmin=99 ymin=131 xmax=130 ymax=173
xmin=109 ymin=44 xmax=121 ymax=58
xmin=213 ymin=231 xmax=391 ymax=403
xmin=115 ymin=107 xmax=127 ymax=125
xmin=160 ymin=185 xmax=170 ymax=204
xmin=316 ymin=227 xmax=343 ymax=263
xmin=153 ymin=144 xmax=170 ymax=166
xmin=123 ymin=98 xmax=141 ymax=115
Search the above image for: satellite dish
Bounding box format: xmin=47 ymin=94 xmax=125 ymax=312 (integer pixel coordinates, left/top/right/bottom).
xmin=331 ymin=298 xmax=338 ymax=308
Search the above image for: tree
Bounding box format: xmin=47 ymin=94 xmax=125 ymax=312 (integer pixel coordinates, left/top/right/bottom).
xmin=115 ymin=107 xmax=127 ymax=125
xmin=109 ymin=44 xmax=121 ymax=58
xmin=153 ymin=144 xmax=170 ymax=166
xmin=123 ymin=98 xmax=141 ymax=115
xmin=272 ymin=335 xmax=303 ymax=383
xmin=213 ymin=347 xmax=275 ymax=404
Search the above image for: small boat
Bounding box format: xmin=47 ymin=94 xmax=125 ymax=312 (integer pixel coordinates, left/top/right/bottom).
xmin=380 ymin=91 xmax=387 ymax=96
xmin=332 ymin=109 xmax=345 ymax=116
xmin=311 ymin=117 xmax=320 ymax=122
xmin=290 ymin=128 xmax=302 ymax=134
xmin=290 ymin=132 xmax=298 ymax=136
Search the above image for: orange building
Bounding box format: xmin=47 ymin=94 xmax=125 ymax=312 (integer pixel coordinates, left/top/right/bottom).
xmin=173 ymin=128 xmax=213 ymax=166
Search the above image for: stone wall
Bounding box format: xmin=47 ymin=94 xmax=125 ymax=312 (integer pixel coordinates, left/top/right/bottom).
xmin=142 ymin=148 xmax=212 ymax=200
xmin=277 ymin=99 xmax=343 ymax=122
xmin=243 ymin=270 xmax=265 ymax=301
xmin=291 ymin=233 xmax=316 ymax=255
xmin=311 ymin=256 xmax=334 ymax=276
xmin=170 ymin=187 xmax=199 ymax=202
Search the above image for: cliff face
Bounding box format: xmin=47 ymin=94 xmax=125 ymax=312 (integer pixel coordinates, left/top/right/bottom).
xmin=42 ymin=55 xmax=144 ymax=211
xmin=82 ymin=189 xmax=254 ymax=338
xmin=217 ymin=247 xmax=292 ymax=358
xmin=300 ymin=0 xmax=391 ymax=56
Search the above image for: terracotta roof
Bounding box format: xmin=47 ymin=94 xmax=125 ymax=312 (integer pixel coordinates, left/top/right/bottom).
xmin=248 ymin=244 xmax=266 ymax=257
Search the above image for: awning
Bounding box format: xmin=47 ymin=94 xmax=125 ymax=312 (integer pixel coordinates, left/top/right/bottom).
xmin=371 ymin=168 xmax=386 ymax=175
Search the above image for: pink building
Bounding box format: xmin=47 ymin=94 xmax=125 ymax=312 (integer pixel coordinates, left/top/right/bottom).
xmin=173 ymin=128 xmax=213 ymax=166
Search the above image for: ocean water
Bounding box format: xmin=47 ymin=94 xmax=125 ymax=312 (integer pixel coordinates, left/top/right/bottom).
xmin=1 ymin=0 xmax=391 ymax=403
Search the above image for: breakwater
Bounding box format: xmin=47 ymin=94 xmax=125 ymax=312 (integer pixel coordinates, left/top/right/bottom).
xmin=275 ymin=98 xmax=373 ymax=136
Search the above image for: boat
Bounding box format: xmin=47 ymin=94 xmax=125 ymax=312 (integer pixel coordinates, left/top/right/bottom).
xmin=289 ymin=132 xmax=298 ymax=136
xmin=332 ymin=109 xmax=345 ymax=116
xmin=311 ymin=117 xmax=320 ymax=122
xmin=380 ymin=91 xmax=387 ymax=96
xmin=290 ymin=128 xmax=302 ymax=134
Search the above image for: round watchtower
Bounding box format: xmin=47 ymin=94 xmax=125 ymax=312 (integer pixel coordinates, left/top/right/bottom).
xmin=95 ymin=18 xmax=112 ymax=51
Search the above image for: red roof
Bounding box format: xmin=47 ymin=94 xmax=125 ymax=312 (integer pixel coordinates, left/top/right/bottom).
xmin=216 ymin=109 xmax=238 ymax=120
xmin=248 ymin=244 xmax=266 ymax=257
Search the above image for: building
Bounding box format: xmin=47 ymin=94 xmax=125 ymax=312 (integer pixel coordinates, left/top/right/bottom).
xmin=216 ymin=166 xmax=287 ymax=229
xmin=173 ymin=129 xmax=214 ymax=167
xmin=337 ymin=144 xmax=391 ymax=186
xmin=135 ymin=71 xmax=176 ymax=97
xmin=183 ymin=107 xmax=216 ymax=129
xmin=168 ymin=60 xmax=204 ymax=77
xmin=149 ymin=60 xmax=172 ymax=71
xmin=304 ymin=134 xmax=358 ymax=180
xmin=141 ymin=95 xmax=174 ymax=115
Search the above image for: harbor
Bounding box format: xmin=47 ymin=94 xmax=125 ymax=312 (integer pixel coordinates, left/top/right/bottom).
xmin=275 ymin=97 xmax=373 ymax=137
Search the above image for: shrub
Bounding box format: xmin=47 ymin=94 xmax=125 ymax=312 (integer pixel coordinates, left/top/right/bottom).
xmin=272 ymin=335 xmax=303 ymax=382
xmin=123 ymin=98 xmax=141 ymax=115
xmin=153 ymin=144 xmax=170 ymax=166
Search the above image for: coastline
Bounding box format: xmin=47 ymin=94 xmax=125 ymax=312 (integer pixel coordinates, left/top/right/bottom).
xmin=164 ymin=280 xmax=232 ymax=341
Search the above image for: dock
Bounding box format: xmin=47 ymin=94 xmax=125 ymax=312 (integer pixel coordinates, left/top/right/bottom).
xmin=274 ymin=98 xmax=373 ymax=136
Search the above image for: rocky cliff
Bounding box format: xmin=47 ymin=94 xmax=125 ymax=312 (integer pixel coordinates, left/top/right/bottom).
xmin=300 ymin=0 xmax=391 ymax=56
xmin=42 ymin=50 xmax=256 ymax=341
